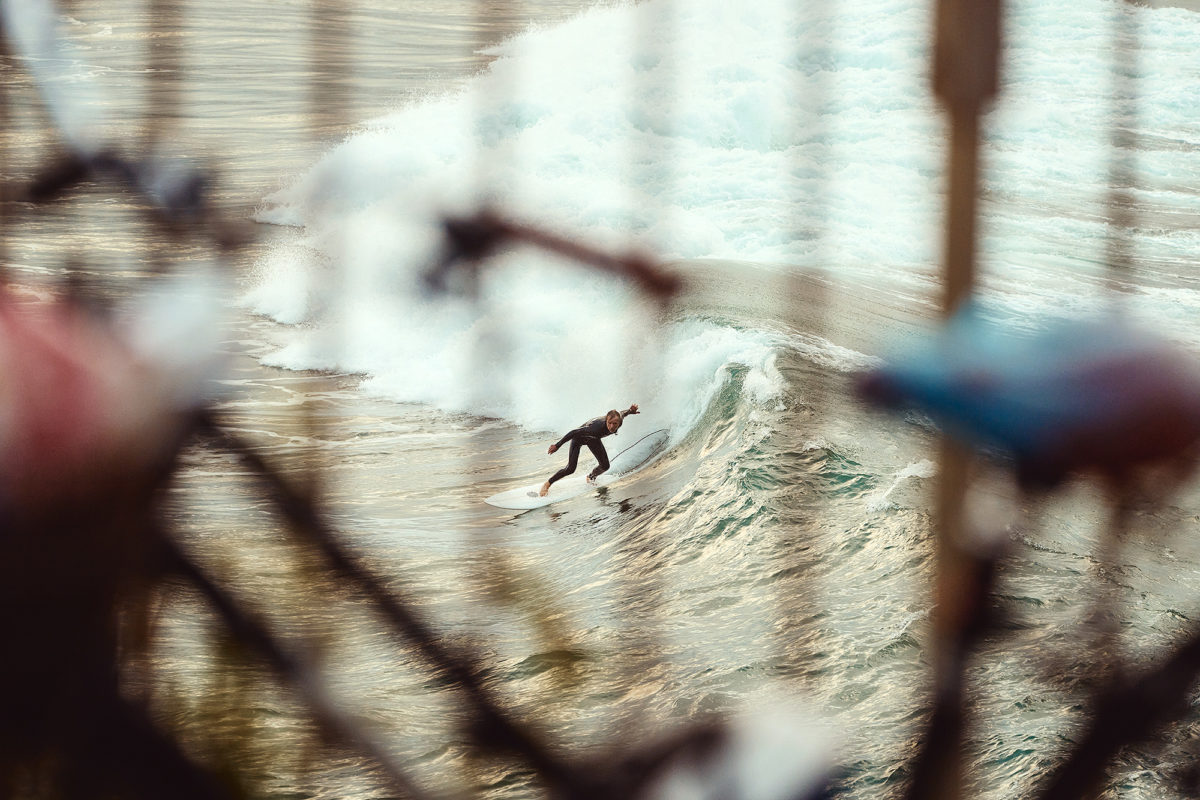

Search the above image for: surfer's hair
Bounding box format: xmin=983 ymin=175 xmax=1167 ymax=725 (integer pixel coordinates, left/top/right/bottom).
xmin=606 ymin=409 xmax=622 ymax=424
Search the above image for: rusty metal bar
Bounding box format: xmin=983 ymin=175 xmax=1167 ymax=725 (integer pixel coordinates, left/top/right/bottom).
xmin=166 ymin=538 xmax=442 ymax=800
xmin=911 ymin=2 xmax=1003 ymax=799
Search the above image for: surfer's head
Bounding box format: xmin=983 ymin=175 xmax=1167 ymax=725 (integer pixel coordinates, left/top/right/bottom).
xmin=606 ymin=410 xmax=623 ymax=434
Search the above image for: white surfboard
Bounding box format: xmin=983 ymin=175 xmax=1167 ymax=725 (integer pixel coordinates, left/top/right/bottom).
xmin=485 ymin=429 xmax=669 ymax=511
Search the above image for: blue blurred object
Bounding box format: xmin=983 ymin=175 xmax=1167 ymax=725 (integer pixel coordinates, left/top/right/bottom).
xmin=856 ymin=305 xmax=1200 ymax=489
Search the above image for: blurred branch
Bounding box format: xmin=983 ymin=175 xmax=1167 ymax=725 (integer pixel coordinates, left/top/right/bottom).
xmin=8 ymin=150 xmax=253 ymax=251
xmin=196 ymin=412 xmax=598 ymax=798
xmin=1037 ymin=625 xmax=1200 ymax=800
xmin=903 ymin=540 xmax=1004 ymax=800
xmin=161 ymin=534 xmax=440 ymax=800
xmin=424 ymin=208 xmax=684 ymax=302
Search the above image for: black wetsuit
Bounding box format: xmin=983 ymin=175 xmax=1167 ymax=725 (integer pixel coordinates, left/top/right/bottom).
xmin=546 ymin=416 xmax=618 ymax=487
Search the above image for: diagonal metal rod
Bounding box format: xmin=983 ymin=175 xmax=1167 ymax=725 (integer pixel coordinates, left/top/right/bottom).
xmin=1037 ymin=623 xmax=1200 ymax=800
xmin=197 ymin=413 xmax=591 ymax=796
xmin=161 ymin=534 xmax=441 ymax=800
xmin=429 ymin=209 xmax=683 ymax=301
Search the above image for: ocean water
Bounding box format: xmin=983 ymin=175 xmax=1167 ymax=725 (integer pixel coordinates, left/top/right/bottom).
xmin=8 ymin=0 xmax=1200 ymax=798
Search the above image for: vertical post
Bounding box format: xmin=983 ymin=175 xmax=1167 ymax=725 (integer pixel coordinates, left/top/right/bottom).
xmin=933 ymin=0 xmax=999 ymax=314
xmin=144 ymin=0 xmax=183 ymax=280
xmin=925 ymin=2 xmax=1001 ymax=799
xmin=0 ymin=29 xmax=9 ymax=285
xmin=301 ymin=0 xmax=352 ymax=495
xmin=309 ymin=0 xmax=350 ymax=138
xmin=146 ymin=0 xmax=182 ymax=154
xmin=1104 ymin=1 xmax=1138 ymax=297
xmin=774 ymin=0 xmax=833 ymax=684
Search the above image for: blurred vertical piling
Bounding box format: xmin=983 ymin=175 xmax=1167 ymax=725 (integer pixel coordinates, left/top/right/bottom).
xmin=145 ymin=0 xmax=183 ymax=276
xmin=774 ymin=0 xmax=833 ymax=684
xmin=0 ymin=18 xmax=7 ymax=284
xmin=298 ymin=0 xmax=353 ymax=493
xmin=309 ymin=0 xmax=351 ymax=135
xmin=1104 ymin=0 xmax=1140 ymax=296
xmin=909 ymin=2 xmax=1001 ymax=799
xmin=145 ymin=0 xmax=182 ymax=153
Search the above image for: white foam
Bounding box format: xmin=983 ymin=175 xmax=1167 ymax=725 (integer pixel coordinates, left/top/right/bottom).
xmin=251 ymin=238 xmax=786 ymax=440
xmin=240 ymin=240 xmax=328 ymax=326
xmin=866 ymin=459 xmax=936 ymax=513
xmin=253 ymin=0 xmax=949 ymax=274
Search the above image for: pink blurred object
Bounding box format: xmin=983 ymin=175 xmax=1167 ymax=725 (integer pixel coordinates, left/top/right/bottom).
xmin=0 ymin=294 xmax=182 ymax=511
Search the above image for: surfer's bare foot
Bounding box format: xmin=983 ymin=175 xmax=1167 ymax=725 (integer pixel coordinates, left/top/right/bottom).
xmin=539 ymin=481 xmax=550 ymax=497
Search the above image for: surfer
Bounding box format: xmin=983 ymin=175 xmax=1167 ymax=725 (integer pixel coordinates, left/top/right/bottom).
xmin=540 ymin=404 xmax=640 ymax=496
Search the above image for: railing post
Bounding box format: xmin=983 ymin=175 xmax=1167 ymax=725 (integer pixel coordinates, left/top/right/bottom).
xmin=925 ymin=2 xmax=1001 ymax=799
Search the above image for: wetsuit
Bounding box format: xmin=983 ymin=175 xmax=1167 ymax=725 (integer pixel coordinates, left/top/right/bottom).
xmin=546 ymin=416 xmax=618 ymax=487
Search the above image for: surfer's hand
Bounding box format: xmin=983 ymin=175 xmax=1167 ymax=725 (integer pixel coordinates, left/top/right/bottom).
xmin=548 ymin=444 xmax=558 ymax=454
xmin=627 ymin=403 xmax=639 ymax=415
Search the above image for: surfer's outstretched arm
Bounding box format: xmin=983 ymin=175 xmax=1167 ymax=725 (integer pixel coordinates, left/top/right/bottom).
xmin=549 ymin=425 xmax=587 ymax=454
xmin=622 ymin=403 xmax=639 ymax=419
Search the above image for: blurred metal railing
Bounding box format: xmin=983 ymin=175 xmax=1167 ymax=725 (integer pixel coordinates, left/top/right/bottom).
xmin=3 ymin=1 xmax=1200 ymax=800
